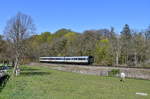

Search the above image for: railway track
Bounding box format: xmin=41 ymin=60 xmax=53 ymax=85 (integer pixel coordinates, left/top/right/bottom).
xmin=91 ymin=65 xmax=150 ymax=69
xmin=30 ymin=62 xmax=150 ymax=80
xmin=32 ymin=62 xmax=150 ymax=70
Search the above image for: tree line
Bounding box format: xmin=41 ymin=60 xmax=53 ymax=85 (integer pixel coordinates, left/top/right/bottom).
xmin=27 ymin=25 xmax=150 ymax=67
xmin=0 ymin=13 xmax=150 ymax=75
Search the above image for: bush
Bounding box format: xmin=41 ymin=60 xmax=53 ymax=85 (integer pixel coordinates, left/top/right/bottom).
xmin=108 ymin=69 xmax=120 ymax=76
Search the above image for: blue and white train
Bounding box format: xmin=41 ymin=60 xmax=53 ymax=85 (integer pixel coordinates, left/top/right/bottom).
xmin=39 ymin=56 xmax=94 ymax=64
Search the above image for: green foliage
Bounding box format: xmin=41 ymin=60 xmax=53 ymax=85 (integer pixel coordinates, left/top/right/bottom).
xmin=121 ymin=24 xmax=132 ymax=39
xmin=54 ymin=28 xmax=72 ymax=38
xmin=64 ymin=32 xmax=78 ymax=41
xmin=40 ymin=32 xmax=52 ymax=42
xmin=95 ymin=39 xmax=112 ymax=65
xmin=36 ymin=32 xmax=52 ymax=43
xmin=4 ymin=26 xmax=148 ymax=66
xmin=108 ymin=69 xmax=120 ymax=76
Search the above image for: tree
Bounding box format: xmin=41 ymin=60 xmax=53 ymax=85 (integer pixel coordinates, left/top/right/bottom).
xmin=109 ymin=27 xmax=121 ymax=66
xmin=0 ymin=35 xmax=8 ymax=62
xmin=77 ymin=30 xmax=101 ymax=56
xmin=95 ymin=39 xmax=112 ymax=65
xmin=144 ymin=26 xmax=150 ymax=65
xmin=4 ymin=12 xmax=35 ymax=76
xmin=131 ymin=31 xmax=145 ymax=66
xmin=120 ymin=24 xmax=132 ymax=65
xmin=145 ymin=26 xmax=150 ymax=40
xmin=39 ymin=32 xmax=52 ymax=43
xmin=54 ymin=28 xmax=72 ymax=38
xmin=64 ymin=32 xmax=79 ymax=56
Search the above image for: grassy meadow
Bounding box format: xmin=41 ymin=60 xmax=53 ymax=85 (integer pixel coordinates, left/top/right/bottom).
xmin=0 ymin=65 xmax=150 ymax=99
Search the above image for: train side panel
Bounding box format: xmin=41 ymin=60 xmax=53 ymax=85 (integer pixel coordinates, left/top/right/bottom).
xmin=39 ymin=56 xmax=94 ymax=64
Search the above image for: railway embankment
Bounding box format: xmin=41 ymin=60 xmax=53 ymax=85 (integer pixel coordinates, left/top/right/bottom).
xmin=29 ymin=62 xmax=150 ymax=80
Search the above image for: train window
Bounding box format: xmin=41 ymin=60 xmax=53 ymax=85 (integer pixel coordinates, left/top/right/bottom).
xmin=56 ymin=58 xmax=64 ymax=60
xmin=65 ymin=58 xmax=70 ymax=60
xmin=48 ymin=58 xmax=51 ymax=60
xmin=74 ymin=58 xmax=77 ymax=60
xmin=78 ymin=58 xmax=87 ymax=60
xmin=47 ymin=58 xmax=52 ymax=60
xmin=43 ymin=58 xmax=49 ymax=60
xmin=78 ymin=58 xmax=84 ymax=60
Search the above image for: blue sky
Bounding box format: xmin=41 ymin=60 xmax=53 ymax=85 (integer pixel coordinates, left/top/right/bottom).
xmin=0 ymin=0 xmax=149 ymax=34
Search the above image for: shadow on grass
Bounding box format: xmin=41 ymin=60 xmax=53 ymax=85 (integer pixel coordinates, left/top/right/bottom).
xmin=20 ymin=68 xmax=40 ymax=72
xmin=21 ymin=71 xmax=51 ymax=76
xmin=0 ymin=75 xmax=10 ymax=92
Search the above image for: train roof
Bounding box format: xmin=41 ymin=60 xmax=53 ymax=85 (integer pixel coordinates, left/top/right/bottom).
xmin=40 ymin=56 xmax=90 ymax=58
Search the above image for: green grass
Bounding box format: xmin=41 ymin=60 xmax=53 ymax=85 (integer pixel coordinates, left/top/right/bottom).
xmin=0 ymin=65 xmax=150 ymax=99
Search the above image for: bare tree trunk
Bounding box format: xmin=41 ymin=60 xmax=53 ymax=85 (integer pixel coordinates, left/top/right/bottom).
xmin=134 ymin=52 xmax=137 ymax=66
xmin=116 ymin=52 xmax=119 ymax=66
xmin=124 ymin=56 xmax=126 ymax=65
xmin=124 ymin=54 xmax=128 ymax=65
xmin=13 ymin=54 xmax=20 ymax=76
xmin=13 ymin=57 xmax=18 ymax=76
xmin=126 ymin=55 xmax=128 ymax=65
